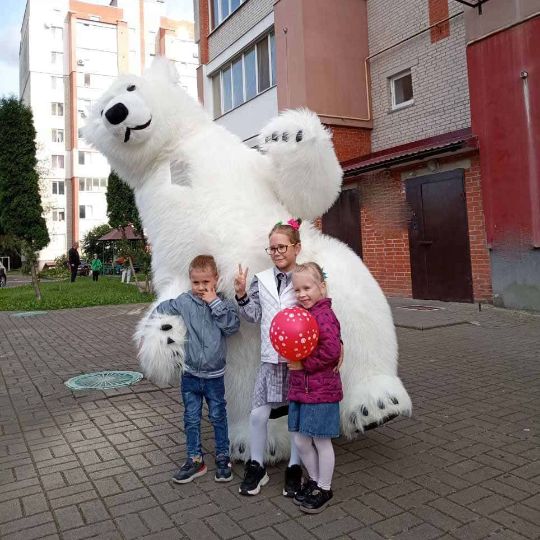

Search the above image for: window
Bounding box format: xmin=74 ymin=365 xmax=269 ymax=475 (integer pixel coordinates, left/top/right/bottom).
xmin=79 ymin=205 xmax=92 ymax=219
xmin=51 ymin=155 xmax=64 ymax=169
xmin=212 ymin=32 xmax=276 ymax=118
xmin=51 ymin=75 xmax=63 ymax=89
xmin=211 ymin=0 xmax=246 ymax=28
xmin=79 ymin=177 xmax=108 ymax=191
xmin=51 ymin=51 xmax=63 ymax=65
xmin=84 ymin=73 xmax=91 ymax=87
xmin=78 ymin=151 xmax=86 ymax=165
xmin=52 ymin=129 xmax=64 ymax=143
xmin=52 ymin=208 xmax=65 ymax=221
xmin=51 ymin=102 xmax=64 ymax=116
xmin=51 ymin=26 xmax=63 ymax=40
xmin=390 ymin=69 xmax=414 ymax=110
xmin=52 ymin=181 xmax=65 ymax=195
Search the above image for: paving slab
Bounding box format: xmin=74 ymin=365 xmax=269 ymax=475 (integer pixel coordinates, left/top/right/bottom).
xmin=0 ymin=300 xmax=539 ymax=539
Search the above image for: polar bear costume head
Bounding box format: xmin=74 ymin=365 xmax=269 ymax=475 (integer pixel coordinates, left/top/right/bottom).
xmin=83 ymin=59 xmax=206 ymax=189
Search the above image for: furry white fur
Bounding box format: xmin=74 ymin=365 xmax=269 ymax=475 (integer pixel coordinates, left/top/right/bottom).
xmin=83 ymin=58 xmax=412 ymax=463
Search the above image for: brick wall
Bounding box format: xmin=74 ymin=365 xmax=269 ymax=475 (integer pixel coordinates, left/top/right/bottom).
xmin=464 ymin=155 xmax=492 ymax=301
xmin=328 ymin=126 xmax=371 ymax=162
xmin=368 ymin=0 xmax=470 ymax=151
xmin=357 ymin=170 xmax=413 ymax=297
xmin=428 ymin=0 xmax=450 ymax=42
xmin=208 ymin=0 xmax=274 ymax=61
xmin=352 ymin=155 xmax=492 ymax=301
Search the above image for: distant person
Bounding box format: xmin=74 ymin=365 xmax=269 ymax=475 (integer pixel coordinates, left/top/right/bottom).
xmin=91 ymin=254 xmax=103 ymax=282
xmin=0 ymin=260 xmax=6 ymax=287
xmin=119 ymin=256 xmax=131 ymax=284
xmin=68 ymin=242 xmax=81 ymax=283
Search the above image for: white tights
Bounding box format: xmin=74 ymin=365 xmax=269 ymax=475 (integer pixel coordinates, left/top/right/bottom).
xmin=293 ymin=432 xmax=335 ymax=491
xmin=250 ymin=405 xmax=300 ymax=467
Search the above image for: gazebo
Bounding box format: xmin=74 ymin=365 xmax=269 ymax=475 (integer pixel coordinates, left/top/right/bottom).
xmin=97 ymin=225 xmax=144 ymax=274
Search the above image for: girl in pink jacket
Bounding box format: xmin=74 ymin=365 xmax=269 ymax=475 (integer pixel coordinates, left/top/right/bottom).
xmin=288 ymin=262 xmax=343 ymax=514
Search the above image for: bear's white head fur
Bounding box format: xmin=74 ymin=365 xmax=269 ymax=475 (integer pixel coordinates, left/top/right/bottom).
xmin=82 ymin=58 xmax=208 ymax=189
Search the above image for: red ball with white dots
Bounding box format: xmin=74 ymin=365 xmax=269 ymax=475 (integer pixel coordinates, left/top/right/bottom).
xmin=269 ymin=307 xmax=319 ymax=361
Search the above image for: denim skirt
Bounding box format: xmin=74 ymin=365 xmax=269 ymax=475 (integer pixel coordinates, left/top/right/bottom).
xmin=288 ymin=400 xmax=340 ymax=439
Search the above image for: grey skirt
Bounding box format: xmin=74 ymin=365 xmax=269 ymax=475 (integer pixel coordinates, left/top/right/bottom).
xmin=251 ymin=362 xmax=289 ymax=409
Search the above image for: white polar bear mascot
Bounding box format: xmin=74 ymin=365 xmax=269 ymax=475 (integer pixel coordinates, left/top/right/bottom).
xmin=84 ymin=59 xmax=411 ymax=463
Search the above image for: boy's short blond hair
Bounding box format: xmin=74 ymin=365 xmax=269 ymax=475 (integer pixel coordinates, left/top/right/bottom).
xmin=189 ymin=254 xmax=218 ymax=276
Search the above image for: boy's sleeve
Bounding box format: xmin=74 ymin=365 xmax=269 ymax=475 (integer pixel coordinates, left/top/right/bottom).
xmin=237 ymin=276 xmax=262 ymax=323
xmin=209 ymin=298 xmax=240 ymax=336
xmin=154 ymin=294 xmax=186 ymax=318
xmin=301 ymin=312 xmax=341 ymax=374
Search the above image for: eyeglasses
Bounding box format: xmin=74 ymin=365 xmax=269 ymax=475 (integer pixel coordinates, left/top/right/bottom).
xmin=265 ymin=244 xmax=296 ymax=255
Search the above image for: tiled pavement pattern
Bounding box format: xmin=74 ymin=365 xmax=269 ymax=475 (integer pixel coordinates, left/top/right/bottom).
xmin=0 ymin=301 xmax=539 ymax=539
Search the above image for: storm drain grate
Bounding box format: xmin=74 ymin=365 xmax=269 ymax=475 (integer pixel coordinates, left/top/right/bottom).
xmin=65 ymin=371 xmax=143 ymax=390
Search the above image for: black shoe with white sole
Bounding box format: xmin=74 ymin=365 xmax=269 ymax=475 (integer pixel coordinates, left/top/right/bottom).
xmin=239 ymin=460 xmax=269 ymax=496
xmin=172 ymin=458 xmax=207 ymax=484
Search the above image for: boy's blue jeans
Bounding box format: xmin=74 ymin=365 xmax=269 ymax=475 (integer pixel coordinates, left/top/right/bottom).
xmin=181 ymin=372 xmax=230 ymax=459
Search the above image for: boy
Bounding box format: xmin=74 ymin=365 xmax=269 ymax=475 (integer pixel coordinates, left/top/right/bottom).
xmin=155 ymin=255 xmax=240 ymax=483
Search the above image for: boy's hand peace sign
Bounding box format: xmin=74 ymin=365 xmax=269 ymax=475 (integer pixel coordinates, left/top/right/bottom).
xmin=234 ymin=263 xmax=249 ymax=297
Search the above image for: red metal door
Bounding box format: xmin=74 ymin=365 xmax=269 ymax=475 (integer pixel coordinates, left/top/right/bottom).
xmin=322 ymin=188 xmax=362 ymax=257
xmin=406 ymin=170 xmax=473 ymax=302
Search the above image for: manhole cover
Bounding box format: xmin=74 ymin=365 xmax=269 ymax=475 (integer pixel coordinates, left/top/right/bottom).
xmin=65 ymin=371 xmax=143 ymax=390
xmin=11 ymin=311 xmax=48 ymax=317
xmin=398 ymin=305 xmax=442 ymax=311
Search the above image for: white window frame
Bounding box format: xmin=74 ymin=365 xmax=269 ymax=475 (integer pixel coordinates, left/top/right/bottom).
xmin=51 ymin=155 xmax=64 ymax=169
xmin=390 ymin=69 xmax=414 ymax=111
xmin=52 ymin=181 xmax=65 ymax=195
xmin=212 ymin=0 xmax=246 ymax=29
xmin=213 ymin=31 xmax=276 ymax=119
xmin=51 ymin=102 xmax=64 ymax=116
xmin=52 ymin=208 xmax=65 ymax=222
xmin=52 ymin=128 xmax=64 ymax=143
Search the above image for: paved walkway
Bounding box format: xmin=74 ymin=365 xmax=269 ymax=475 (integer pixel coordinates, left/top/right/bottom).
xmin=0 ymin=300 xmax=539 ymax=539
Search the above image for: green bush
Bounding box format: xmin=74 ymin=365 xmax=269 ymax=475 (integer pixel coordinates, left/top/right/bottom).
xmin=39 ymin=254 xmax=69 ymax=279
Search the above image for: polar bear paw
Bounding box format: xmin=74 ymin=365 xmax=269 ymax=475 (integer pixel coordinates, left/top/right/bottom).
xmin=341 ymin=375 xmax=412 ymax=437
xmin=229 ymin=416 xmax=291 ymax=464
xmin=134 ymin=312 xmax=187 ymax=386
xmin=259 ymin=108 xmax=342 ymax=220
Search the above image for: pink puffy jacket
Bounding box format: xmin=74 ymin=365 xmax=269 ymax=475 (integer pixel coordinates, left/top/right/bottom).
xmin=288 ymin=298 xmax=343 ymax=404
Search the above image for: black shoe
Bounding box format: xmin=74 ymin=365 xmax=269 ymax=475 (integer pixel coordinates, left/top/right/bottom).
xmin=239 ymin=460 xmax=269 ymax=496
xmin=283 ymin=464 xmax=303 ymax=497
xmin=293 ymin=478 xmax=318 ymax=506
xmin=300 ymin=487 xmax=333 ymax=514
xmin=172 ymin=457 xmax=207 ymax=484
xmin=214 ymin=455 xmax=233 ymax=482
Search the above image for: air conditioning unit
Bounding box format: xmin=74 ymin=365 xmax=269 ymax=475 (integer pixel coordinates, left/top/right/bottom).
xmin=77 ymin=59 xmax=84 ymax=66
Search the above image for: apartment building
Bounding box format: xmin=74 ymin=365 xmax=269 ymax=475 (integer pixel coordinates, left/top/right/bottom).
xmin=19 ymin=0 xmax=197 ymax=264
xmin=195 ymin=0 xmax=540 ymax=309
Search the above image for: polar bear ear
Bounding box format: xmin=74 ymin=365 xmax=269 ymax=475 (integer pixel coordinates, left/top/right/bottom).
xmin=145 ymin=56 xmax=180 ymax=85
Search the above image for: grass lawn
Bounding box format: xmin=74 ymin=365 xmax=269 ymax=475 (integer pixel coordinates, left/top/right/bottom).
xmin=0 ymin=275 xmax=155 ymax=311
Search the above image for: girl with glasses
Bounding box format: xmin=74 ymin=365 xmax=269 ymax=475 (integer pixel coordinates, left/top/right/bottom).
xmin=234 ymin=218 xmax=303 ymax=497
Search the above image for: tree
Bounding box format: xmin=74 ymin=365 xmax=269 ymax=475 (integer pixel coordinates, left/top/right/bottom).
xmin=106 ymin=171 xmax=149 ymax=289
xmin=106 ymin=171 xmax=142 ymax=232
xmin=81 ymin=223 xmax=113 ymax=260
xmin=0 ymin=97 xmax=49 ymax=299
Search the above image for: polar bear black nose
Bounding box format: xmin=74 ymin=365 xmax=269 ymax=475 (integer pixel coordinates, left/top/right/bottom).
xmin=105 ymin=103 xmax=129 ymax=125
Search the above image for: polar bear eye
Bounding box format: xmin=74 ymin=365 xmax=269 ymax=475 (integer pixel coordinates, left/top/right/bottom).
xmin=127 ymin=84 xmax=136 ymax=92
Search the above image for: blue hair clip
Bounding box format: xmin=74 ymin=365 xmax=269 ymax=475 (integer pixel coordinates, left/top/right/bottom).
xmin=321 ymin=268 xmax=328 ymax=281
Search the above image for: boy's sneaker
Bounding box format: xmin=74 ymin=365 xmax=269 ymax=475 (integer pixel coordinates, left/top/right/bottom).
xmin=172 ymin=457 xmax=207 ymax=484
xmin=300 ymin=486 xmax=333 ymax=514
xmin=239 ymin=460 xmax=269 ymax=495
xmin=283 ymin=464 xmax=303 ymax=497
xmin=293 ymin=479 xmax=318 ymax=506
xmin=214 ymin=455 xmax=233 ymax=482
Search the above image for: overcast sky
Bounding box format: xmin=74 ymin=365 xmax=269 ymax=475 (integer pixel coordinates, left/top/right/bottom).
xmin=0 ymin=0 xmax=195 ymax=98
